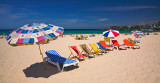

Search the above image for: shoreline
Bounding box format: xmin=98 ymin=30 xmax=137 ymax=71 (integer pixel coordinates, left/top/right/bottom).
xmin=0 ymin=29 xmax=160 ymax=35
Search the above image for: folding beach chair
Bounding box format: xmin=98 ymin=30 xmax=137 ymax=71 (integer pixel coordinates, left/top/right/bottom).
xmin=45 ymin=50 xmax=79 ymax=72
xmin=123 ymin=39 xmax=140 ymax=49
xmin=99 ymin=40 xmax=114 ymax=50
xmin=79 ymin=44 xmax=95 ymax=58
xmin=112 ymin=40 xmax=127 ymax=50
xmin=89 ymin=43 xmax=104 ymax=55
xmin=127 ymin=38 xmax=140 ymax=43
xmin=68 ymin=46 xmax=85 ymax=60
xmin=127 ymin=38 xmax=136 ymax=44
xmin=97 ymin=42 xmax=109 ymax=52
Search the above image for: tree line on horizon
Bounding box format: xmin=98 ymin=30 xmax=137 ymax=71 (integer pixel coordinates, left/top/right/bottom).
xmin=104 ymin=25 xmax=160 ymax=31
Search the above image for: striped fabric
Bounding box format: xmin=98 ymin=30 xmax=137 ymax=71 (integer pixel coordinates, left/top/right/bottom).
xmin=6 ymin=23 xmax=64 ymax=45
xmin=103 ymin=29 xmax=119 ymax=38
xmin=133 ymin=31 xmax=144 ymax=36
xmin=97 ymin=42 xmax=109 ymax=50
xmin=45 ymin=50 xmax=77 ymax=65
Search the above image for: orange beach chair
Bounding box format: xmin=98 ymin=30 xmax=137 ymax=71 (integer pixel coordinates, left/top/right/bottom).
xmin=123 ymin=39 xmax=140 ymax=49
xmin=99 ymin=40 xmax=114 ymax=50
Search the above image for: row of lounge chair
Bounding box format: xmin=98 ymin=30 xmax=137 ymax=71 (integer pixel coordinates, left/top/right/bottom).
xmin=44 ymin=38 xmax=140 ymax=72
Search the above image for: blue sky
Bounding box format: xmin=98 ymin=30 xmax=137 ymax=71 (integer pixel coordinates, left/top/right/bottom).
xmin=0 ymin=0 xmax=160 ymax=29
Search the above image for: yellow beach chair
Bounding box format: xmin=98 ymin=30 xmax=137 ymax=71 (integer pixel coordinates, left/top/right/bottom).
xmin=89 ymin=43 xmax=104 ymax=55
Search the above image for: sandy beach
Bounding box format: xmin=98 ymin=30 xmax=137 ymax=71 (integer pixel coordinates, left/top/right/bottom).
xmin=0 ymin=33 xmax=160 ymax=83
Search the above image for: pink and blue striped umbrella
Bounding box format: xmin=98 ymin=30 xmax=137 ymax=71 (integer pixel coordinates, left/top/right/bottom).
xmin=103 ymin=29 xmax=119 ymax=37
xmin=133 ymin=30 xmax=144 ymax=36
xmin=6 ymin=23 xmax=64 ymax=45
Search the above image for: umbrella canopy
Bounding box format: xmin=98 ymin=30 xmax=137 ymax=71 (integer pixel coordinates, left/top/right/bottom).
xmin=6 ymin=23 xmax=64 ymax=45
xmin=133 ymin=31 xmax=144 ymax=36
xmin=103 ymin=29 xmax=120 ymax=38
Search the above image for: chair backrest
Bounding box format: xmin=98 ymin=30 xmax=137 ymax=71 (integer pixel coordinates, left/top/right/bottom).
xmin=97 ymin=42 xmax=109 ymax=50
xmin=127 ymin=38 xmax=136 ymax=44
xmin=79 ymin=44 xmax=92 ymax=55
xmin=45 ymin=50 xmax=66 ymax=63
xmin=112 ymin=40 xmax=120 ymax=46
xmin=69 ymin=46 xmax=81 ymax=55
xmin=89 ymin=43 xmax=100 ymax=52
xmin=99 ymin=40 xmax=109 ymax=47
xmin=123 ymin=39 xmax=132 ymax=45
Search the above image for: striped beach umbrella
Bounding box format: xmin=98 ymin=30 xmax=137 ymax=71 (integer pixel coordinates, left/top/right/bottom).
xmin=103 ymin=29 xmax=119 ymax=37
xmin=6 ymin=23 xmax=63 ymax=45
xmin=133 ymin=31 xmax=144 ymax=36
xmin=103 ymin=30 xmax=120 ymax=45
xmin=6 ymin=23 xmax=64 ymax=69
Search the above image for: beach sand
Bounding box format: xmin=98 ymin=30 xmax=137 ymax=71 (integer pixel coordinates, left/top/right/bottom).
xmin=0 ymin=33 xmax=160 ymax=83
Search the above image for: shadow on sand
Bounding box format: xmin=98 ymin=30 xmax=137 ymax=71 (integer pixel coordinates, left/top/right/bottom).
xmin=23 ymin=62 xmax=79 ymax=78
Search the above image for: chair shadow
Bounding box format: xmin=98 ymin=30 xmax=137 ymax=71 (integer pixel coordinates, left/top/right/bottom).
xmin=119 ymin=48 xmax=127 ymax=50
xmin=23 ymin=62 xmax=79 ymax=78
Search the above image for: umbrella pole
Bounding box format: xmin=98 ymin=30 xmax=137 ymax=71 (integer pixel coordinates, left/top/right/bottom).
xmin=38 ymin=44 xmax=46 ymax=70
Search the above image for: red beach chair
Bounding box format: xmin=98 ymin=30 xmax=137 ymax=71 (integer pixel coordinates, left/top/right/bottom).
xmin=68 ymin=46 xmax=85 ymax=61
xmin=112 ymin=40 xmax=127 ymax=50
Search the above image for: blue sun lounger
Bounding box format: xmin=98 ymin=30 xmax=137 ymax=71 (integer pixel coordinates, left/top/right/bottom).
xmin=44 ymin=50 xmax=79 ymax=72
xmin=97 ymin=42 xmax=109 ymax=52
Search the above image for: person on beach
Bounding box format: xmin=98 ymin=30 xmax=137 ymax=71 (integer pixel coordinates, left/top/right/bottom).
xmin=76 ymin=34 xmax=80 ymax=40
xmin=80 ymin=34 xmax=84 ymax=40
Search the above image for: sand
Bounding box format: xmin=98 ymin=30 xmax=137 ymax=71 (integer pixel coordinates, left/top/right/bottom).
xmin=0 ymin=33 xmax=160 ymax=83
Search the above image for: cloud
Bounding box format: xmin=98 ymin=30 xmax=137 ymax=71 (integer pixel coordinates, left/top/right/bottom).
xmin=97 ymin=18 xmax=109 ymax=21
xmin=93 ymin=6 xmax=157 ymax=11
xmin=26 ymin=19 xmax=79 ymax=26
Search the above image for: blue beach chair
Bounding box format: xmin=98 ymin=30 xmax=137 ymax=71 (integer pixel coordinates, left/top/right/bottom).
xmin=97 ymin=42 xmax=109 ymax=52
xmin=45 ymin=50 xmax=79 ymax=72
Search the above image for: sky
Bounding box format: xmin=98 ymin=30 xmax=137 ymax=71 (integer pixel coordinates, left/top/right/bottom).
xmin=0 ymin=0 xmax=160 ymax=29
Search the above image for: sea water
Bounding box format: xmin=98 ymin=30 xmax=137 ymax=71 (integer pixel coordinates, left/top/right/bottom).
xmin=0 ymin=29 xmax=159 ymax=35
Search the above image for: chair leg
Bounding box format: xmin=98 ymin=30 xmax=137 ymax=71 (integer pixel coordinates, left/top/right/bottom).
xmin=56 ymin=63 xmax=62 ymax=72
xmin=75 ymin=63 xmax=78 ymax=66
xmin=61 ymin=66 xmax=64 ymax=72
xmin=117 ymin=47 xmax=119 ymax=50
xmin=68 ymin=53 xmax=72 ymax=58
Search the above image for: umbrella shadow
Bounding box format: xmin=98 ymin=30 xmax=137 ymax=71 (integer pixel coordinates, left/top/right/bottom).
xmin=23 ymin=62 xmax=79 ymax=78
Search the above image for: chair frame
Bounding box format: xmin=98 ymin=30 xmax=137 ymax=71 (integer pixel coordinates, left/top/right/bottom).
xmin=68 ymin=46 xmax=85 ymax=60
xmin=111 ymin=40 xmax=127 ymax=50
xmin=99 ymin=41 xmax=114 ymax=51
xmin=89 ymin=43 xmax=104 ymax=56
xmin=97 ymin=42 xmax=109 ymax=53
xmin=123 ymin=39 xmax=140 ymax=49
xmin=79 ymin=44 xmax=95 ymax=58
xmin=44 ymin=57 xmax=78 ymax=72
xmin=44 ymin=50 xmax=79 ymax=72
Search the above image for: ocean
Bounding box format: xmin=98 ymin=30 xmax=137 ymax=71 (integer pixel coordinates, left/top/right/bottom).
xmin=0 ymin=29 xmax=159 ymax=35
